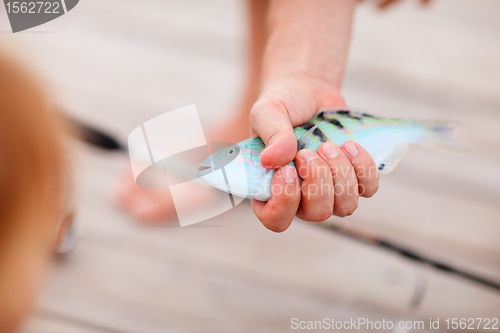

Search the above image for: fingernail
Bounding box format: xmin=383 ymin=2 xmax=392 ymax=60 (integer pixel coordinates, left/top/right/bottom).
xmin=300 ymin=149 xmax=318 ymax=162
xmin=344 ymin=142 xmax=359 ymax=157
xmin=281 ymin=165 xmax=296 ymax=183
xmin=322 ymin=142 xmax=339 ymax=159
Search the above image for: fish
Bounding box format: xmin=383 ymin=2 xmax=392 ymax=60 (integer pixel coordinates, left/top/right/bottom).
xmin=197 ymin=109 xmax=466 ymax=201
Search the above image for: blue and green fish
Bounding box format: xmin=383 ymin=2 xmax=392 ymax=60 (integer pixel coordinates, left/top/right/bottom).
xmin=197 ymin=110 xmax=465 ymax=201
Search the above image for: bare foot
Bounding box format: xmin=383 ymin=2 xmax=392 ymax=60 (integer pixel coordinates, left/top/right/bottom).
xmin=115 ymin=0 xmax=267 ymax=224
xmin=114 ymin=116 xmax=250 ymax=224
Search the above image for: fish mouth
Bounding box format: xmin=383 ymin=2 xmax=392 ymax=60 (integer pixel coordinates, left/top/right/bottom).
xmin=198 ymin=165 xmax=211 ymax=172
xmin=197 ymin=160 xmax=254 ymax=199
xmin=197 ymin=159 xmax=216 ymax=177
xmin=197 ymin=163 xmax=228 ymax=192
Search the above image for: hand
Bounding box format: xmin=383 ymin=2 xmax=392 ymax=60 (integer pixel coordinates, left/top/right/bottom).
xmin=249 ymin=0 xmax=378 ymax=232
xmin=250 ymin=76 xmax=379 ymax=232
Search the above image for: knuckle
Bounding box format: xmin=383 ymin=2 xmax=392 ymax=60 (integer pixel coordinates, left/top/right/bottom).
xmin=336 ymin=210 xmax=353 ymax=218
xmin=333 ymin=164 xmax=355 ymax=179
xmin=249 ymin=98 xmax=286 ymax=131
xmin=315 ymin=160 xmax=332 ymax=178
xmin=361 ymin=182 xmax=379 ymax=198
xmin=260 ymin=217 xmax=289 ymax=233
xmin=298 ymin=212 xmax=330 ymax=223
xmin=249 ymin=104 xmax=262 ymax=123
xmin=317 ymin=209 xmax=332 ymax=222
xmin=252 ymin=98 xmax=287 ymax=116
xmin=334 ymin=210 xmax=349 ymax=218
xmin=281 ymin=191 xmax=299 ymax=205
xmin=347 ymin=204 xmax=358 ymax=216
xmin=334 ymin=202 xmax=358 ymax=217
xmin=266 ymin=97 xmax=288 ymax=112
xmin=298 ymin=159 xmax=331 ymax=180
xmin=298 ymin=204 xmax=334 ymax=222
xmin=266 ymin=224 xmax=288 ymax=233
xmin=272 ymin=182 xmax=300 ymax=202
xmin=325 ymin=161 xmax=340 ymax=175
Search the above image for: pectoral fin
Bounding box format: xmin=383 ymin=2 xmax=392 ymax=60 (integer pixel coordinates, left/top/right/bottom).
xmin=377 ymin=145 xmax=409 ymax=174
xmin=297 ymin=124 xmax=318 ymax=150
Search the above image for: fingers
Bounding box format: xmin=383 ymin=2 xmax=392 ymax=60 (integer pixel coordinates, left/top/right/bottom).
xmin=341 ymin=141 xmax=379 ymax=198
xmin=249 ymin=99 xmax=297 ymax=169
xmin=251 ymin=165 xmax=300 ymax=232
xmin=253 ymin=142 xmax=379 ymax=229
xmin=294 ymin=149 xmax=334 ymax=222
xmin=317 ymin=142 xmax=359 ymax=217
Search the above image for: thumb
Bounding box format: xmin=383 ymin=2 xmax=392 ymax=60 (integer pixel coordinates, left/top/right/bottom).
xmin=250 ymin=99 xmax=297 ymax=169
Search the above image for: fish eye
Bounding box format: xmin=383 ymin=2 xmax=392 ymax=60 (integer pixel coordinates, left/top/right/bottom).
xmin=228 ymin=149 xmax=234 ymax=155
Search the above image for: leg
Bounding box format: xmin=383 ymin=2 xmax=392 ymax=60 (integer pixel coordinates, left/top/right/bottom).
xmin=208 ymin=0 xmax=268 ymax=143
xmin=115 ymin=0 xmax=269 ymax=223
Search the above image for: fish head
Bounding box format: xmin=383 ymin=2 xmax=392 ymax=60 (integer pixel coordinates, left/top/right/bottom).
xmin=197 ymin=138 xmax=273 ymax=200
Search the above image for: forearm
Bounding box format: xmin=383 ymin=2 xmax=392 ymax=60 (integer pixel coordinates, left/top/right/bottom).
xmin=263 ymin=0 xmax=357 ymax=88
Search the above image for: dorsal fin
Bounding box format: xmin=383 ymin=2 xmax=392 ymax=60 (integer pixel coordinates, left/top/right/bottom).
xmin=297 ymin=124 xmax=318 ymax=150
xmin=377 ymin=145 xmax=409 ymax=174
xmin=316 ymin=109 xmax=380 ymax=120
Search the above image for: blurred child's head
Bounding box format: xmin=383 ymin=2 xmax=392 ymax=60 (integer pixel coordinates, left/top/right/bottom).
xmin=0 ymin=49 xmax=67 ymax=332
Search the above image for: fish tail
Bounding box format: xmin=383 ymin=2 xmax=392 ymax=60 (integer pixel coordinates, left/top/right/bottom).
xmin=418 ymin=120 xmax=470 ymax=153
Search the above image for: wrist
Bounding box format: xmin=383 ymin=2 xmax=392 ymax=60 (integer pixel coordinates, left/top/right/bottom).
xmin=262 ymin=58 xmax=345 ymax=91
xmin=262 ymin=0 xmax=356 ymax=92
xmin=259 ymin=74 xmax=347 ymax=112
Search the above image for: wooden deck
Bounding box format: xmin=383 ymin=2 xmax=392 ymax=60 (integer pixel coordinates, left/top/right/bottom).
xmin=1 ymin=0 xmax=499 ymax=332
